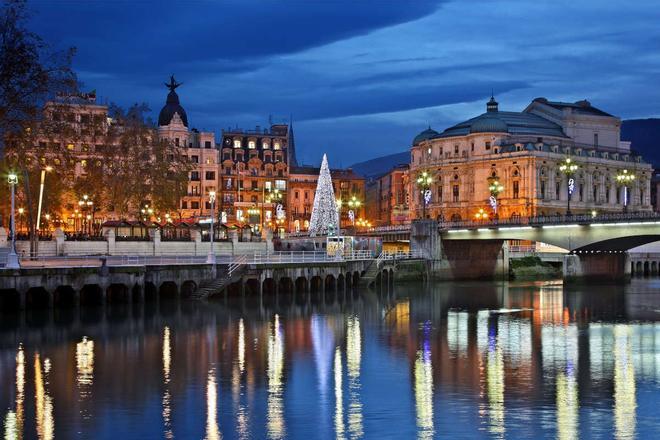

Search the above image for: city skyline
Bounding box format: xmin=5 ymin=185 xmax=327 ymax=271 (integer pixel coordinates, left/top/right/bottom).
xmin=27 ymin=0 xmax=660 ymax=165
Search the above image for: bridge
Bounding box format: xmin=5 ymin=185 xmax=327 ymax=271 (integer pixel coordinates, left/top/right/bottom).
xmin=360 ymin=213 xmax=660 ymax=282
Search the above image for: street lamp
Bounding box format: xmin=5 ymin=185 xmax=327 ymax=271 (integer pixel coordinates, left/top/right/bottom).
xmin=487 ymin=176 xmax=504 ymax=217
xmin=559 ymin=158 xmax=579 ymax=216
xmin=79 ymin=195 xmax=94 ymax=234
xmin=36 ymin=166 xmax=53 ymax=232
xmin=207 ymin=190 xmax=216 ymax=264
xmin=6 ymin=173 xmax=20 ymax=268
xmin=347 ymin=195 xmax=361 ymax=226
xmin=416 ymin=171 xmax=433 ymax=219
xmin=474 ymin=208 xmax=489 ymax=221
xmin=616 ymin=169 xmax=636 ymax=213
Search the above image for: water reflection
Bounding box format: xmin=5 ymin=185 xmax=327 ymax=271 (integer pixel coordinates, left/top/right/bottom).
xmin=267 ymin=314 xmax=285 ymax=439
xmin=162 ymin=327 xmax=173 ymax=439
xmin=614 ymin=325 xmax=636 ymax=440
xmin=414 ymin=322 xmax=434 ymax=439
xmin=34 ymin=354 xmax=54 ymax=440
xmin=1 ymin=280 xmax=660 ymax=438
xmin=346 ymin=315 xmax=363 ymax=439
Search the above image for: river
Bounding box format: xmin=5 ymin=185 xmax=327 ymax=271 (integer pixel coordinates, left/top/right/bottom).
xmin=1 ymin=279 xmax=660 ymax=439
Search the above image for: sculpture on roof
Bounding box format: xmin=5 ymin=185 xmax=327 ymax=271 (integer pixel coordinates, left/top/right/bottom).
xmin=165 ymin=75 xmax=182 ymax=92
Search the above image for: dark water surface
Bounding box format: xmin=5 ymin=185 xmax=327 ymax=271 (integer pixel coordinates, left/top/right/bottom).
xmin=2 ymin=279 xmax=660 ymax=439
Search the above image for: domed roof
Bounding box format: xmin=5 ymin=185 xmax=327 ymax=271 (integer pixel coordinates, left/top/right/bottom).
xmin=158 ymin=76 xmax=188 ymax=127
xmin=413 ymin=127 xmax=439 ymax=145
xmin=469 ymin=116 xmax=508 ymax=134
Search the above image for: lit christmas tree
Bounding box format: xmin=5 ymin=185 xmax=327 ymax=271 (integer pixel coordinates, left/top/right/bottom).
xmin=309 ymin=154 xmax=339 ymax=236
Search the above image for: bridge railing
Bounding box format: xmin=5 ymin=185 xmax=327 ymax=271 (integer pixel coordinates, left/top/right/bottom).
xmin=440 ymin=211 xmax=660 ymax=230
xmin=250 ymin=250 xmax=374 ymax=264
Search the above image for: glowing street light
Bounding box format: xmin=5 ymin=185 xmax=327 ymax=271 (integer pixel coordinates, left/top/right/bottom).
xmin=615 ymin=169 xmax=636 ymax=213
xmin=559 ymin=158 xmax=579 ymax=216
xmin=416 ymin=171 xmax=433 ymax=219
xmin=474 ymin=208 xmax=489 ymax=221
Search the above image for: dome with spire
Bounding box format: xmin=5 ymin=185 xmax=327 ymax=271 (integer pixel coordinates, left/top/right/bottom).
xmin=413 ymin=127 xmax=439 ymax=145
xmin=158 ymin=75 xmax=188 ymax=127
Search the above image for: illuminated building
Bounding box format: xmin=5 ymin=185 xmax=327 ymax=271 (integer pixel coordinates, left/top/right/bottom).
xmin=409 ymin=97 xmax=654 ymax=220
xmin=365 ymin=164 xmax=410 ymax=226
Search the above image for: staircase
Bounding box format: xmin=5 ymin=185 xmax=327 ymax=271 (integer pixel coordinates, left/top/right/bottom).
xmin=359 ymin=252 xmax=388 ymax=288
xmin=191 ymin=255 xmax=248 ymax=300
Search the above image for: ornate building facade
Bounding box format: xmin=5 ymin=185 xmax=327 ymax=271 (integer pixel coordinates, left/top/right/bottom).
xmin=409 ymin=97 xmax=654 ymax=221
xmin=157 ymin=77 xmax=218 ymax=219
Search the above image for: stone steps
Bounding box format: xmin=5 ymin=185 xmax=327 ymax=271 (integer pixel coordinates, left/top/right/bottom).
xmin=190 ymin=265 xmax=247 ymax=300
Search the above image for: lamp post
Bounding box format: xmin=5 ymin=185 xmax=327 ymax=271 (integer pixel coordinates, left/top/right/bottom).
xmin=36 ymin=166 xmax=53 ymax=232
xmin=78 ymin=195 xmax=94 ymax=235
xmin=559 ymin=158 xmax=578 ymax=216
xmin=6 ymin=173 xmax=20 ymax=269
xmin=416 ymin=171 xmax=433 ymax=219
xmin=616 ymin=169 xmax=636 ymax=213
xmin=207 ymin=191 xmax=216 ymax=264
xmin=487 ymin=176 xmax=504 ymax=217
xmin=347 ymin=195 xmax=361 ymax=226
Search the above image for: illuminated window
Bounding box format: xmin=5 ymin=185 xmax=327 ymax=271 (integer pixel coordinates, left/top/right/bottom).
xmin=81 ymin=160 xmax=87 ymax=168
xmin=248 ymin=140 xmax=256 ymax=149
xmin=233 ymin=139 xmax=241 ymax=148
xmin=275 ymin=179 xmax=286 ymax=190
xmin=274 ymin=142 xmax=281 ymax=150
xmin=262 ymin=141 xmax=269 ymax=149
xmin=67 ymin=143 xmax=75 ymax=151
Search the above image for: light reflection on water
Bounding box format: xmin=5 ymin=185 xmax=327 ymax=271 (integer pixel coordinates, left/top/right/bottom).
xmin=1 ymin=279 xmax=660 ymax=438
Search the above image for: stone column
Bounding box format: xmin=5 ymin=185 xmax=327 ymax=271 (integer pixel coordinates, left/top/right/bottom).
xmin=53 ymin=227 xmax=65 ymax=256
xmin=265 ymin=228 xmax=274 ymax=253
xmin=563 ymin=253 xmax=631 ymax=283
xmin=192 ymin=229 xmax=202 ymax=255
xmin=105 ymin=229 xmax=116 ymax=255
xmin=229 ymin=229 xmax=239 ymax=255
xmin=152 ymin=228 xmax=161 ymax=256
xmin=0 ymin=227 xmax=7 ymax=247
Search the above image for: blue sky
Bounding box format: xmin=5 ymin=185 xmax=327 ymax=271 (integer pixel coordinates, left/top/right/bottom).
xmin=29 ymin=0 xmax=660 ymax=166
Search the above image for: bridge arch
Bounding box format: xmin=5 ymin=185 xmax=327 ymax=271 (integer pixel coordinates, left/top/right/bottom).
xmin=53 ymin=285 xmax=76 ymax=308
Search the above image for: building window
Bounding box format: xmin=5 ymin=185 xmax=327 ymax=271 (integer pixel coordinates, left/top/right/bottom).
xmin=304 ymin=191 xmax=309 ymax=200
xmin=233 ymin=139 xmax=241 ymax=148
xmin=555 ymin=182 xmax=560 ymax=199
xmin=191 ymin=171 xmax=200 ymax=181
xmin=541 ymin=181 xmax=546 ymax=198
xmin=274 ymin=142 xmax=281 ymax=150
xmin=275 ymin=179 xmax=286 ymax=190
xmin=452 ymin=185 xmax=459 ymax=202
xmin=295 ymin=191 xmax=299 ymax=199
xmin=454 ymin=145 xmax=459 ymax=154
xmin=251 ymin=180 xmax=258 ymax=190
xmin=513 ymin=181 xmax=519 ymax=199
xmin=175 ymin=138 xmax=180 ymax=146
xmin=594 ymin=133 xmax=598 ymax=147
xmin=191 ymin=155 xmax=199 ymax=163
xmin=579 ymin=184 xmax=583 ymax=202
xmin=191 ymin=201 xmax=200 ymax=209
xmin=223 ymin=152 xmax=231 ymax=160
xmin=181 ymin=200 xmax=187 ymax=209
xmin=248 ymin=140 xmax=256 ymax=149
xmin=225 ymin=167 xmax=232 ymax=175
xmin=606 ymin=186 xmax=611 ymax=203
xmin=205 ymin=141 xmax=212 ymax=148
xmin=438 ymin=185 xmax=443 ymax=202
xmin=485 ymin=142 xmax=491 ymax=150
xmin=262 ymin=141 xmax=269 ymax=149
xmin=205 ymin=171 xmax=215 ymax=180
xmin=471 ymin=142 xmax=474 ymax=152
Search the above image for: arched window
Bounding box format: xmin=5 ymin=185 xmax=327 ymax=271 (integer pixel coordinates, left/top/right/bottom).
xmin=450 ymin=213 xmax=462 ymax=222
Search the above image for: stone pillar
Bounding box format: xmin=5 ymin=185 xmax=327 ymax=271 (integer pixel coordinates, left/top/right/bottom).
xmin=192 ymin=229 xmax=202 ymax=255
xmin=265 ymin=228 xmax=274 ymax=253
xmin=152 ymin=228 xmax=161 ymax=256
xmin=54 ymin=227 xmax=65 ymax=256
xmin=563 ymin=253 xmax=631 ymax=283
xmin=105 ymin=229 xmax=116 ymax=255
xmin=410 ymin=220 xmax=442 ymax=260
xmin=229 ymin=229 xmax=239 ymax=255
xmin=0 ymin=227 xmax=7 ymax=247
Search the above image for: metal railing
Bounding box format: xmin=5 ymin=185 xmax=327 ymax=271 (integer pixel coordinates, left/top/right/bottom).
xmin=440 ymin=211 xmax=660 ymax=230
xmin=250 ymin=250 xmax=374 ymax=264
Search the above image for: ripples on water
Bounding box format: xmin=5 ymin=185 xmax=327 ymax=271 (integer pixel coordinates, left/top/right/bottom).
xmin=1 ymin=279 xmax=660 ymax=439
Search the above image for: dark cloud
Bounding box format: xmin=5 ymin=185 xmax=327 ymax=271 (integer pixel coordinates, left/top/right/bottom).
xmin=30 ymin=0 xmax=446 ymax=77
